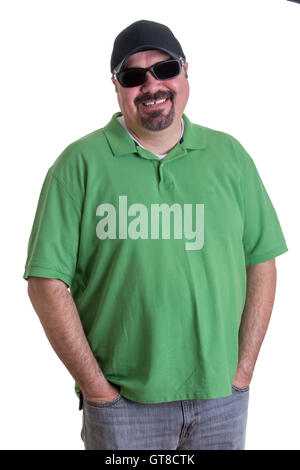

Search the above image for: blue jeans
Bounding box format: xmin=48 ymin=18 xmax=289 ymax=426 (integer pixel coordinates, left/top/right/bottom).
xmin=81 ymin=385 xmax=249 ymax=450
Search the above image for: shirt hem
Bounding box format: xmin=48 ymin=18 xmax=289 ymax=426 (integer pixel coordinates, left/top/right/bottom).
xmin=245 ymin=243 xmax=288 ymax=266
xmin=76 ymin=388 xmax=234 ymax=409
xmin=23 ymin=265 xmax=73 ymax=288
xmin=119 ymin=389 xmax=233 ymax=404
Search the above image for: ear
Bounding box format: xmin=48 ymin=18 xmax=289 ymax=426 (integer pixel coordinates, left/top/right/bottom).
xmin=184 ymin=62 xmax=189 ymax=79
xmin=111 ymin=76 xmax=118 ymax=93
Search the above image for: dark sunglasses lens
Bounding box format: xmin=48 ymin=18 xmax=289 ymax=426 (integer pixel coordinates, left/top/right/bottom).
xmin=118 ymin=69 xmax=146 ymax=87
xmin=155 ymin=60 xmax=181 ymax=79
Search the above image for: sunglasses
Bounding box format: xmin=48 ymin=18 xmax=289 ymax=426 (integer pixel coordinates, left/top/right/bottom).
xmin=113 ymin=58 xmax=185 ymax=88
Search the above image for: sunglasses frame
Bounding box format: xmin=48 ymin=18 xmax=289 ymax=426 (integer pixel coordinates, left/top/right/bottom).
xmin=112 ymin=57 xmax=185 ymax=88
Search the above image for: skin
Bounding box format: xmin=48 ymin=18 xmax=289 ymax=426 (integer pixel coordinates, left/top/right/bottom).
xmin=27 ymin=277 xmax=120 ymax=403
xmin=26 ymin=50 xmax=278 ymax=402
xmin=233 ymin=259 xmax=277 ymax=387
xmin=111 ymin=49 xmax=190 ymax=155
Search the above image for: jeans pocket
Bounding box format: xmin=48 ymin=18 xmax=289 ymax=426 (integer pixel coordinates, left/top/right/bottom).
xmin=84 ymin=394 xmax=122 ymax=408
xmin=232 ymin=384 xmax=250 ymax=393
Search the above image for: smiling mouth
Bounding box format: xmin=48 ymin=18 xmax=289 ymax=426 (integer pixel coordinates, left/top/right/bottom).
xmin=142 ymin=98 xmax=168 ymax=107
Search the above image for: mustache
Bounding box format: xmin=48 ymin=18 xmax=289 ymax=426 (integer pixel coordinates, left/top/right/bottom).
xmin=134 ymin=90 xmax=175 ymax=106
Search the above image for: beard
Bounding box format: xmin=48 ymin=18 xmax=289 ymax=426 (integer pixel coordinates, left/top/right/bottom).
xmin=135 ymin=91 xmax=175 ymax=131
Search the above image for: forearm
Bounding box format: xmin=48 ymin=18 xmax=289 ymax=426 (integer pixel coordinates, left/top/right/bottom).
xmin=27 ymin=277 xmax=107 ymax=397
xmin=235 ymin=259 xmax=277 ymax=383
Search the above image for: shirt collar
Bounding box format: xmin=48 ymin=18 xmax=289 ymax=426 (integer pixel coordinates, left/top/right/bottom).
xmin=117 ymin=114 xmax=185 ymax=151
xmin=103 ymin=112 xmax=207 ymax=158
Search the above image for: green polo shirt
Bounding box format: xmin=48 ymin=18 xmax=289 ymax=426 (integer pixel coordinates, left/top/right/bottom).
xmin=23 ymin=112 xmax=288 ymax=407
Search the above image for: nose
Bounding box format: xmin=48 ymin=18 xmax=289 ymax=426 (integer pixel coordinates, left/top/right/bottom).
xmin=141 ymin=70 xmax=161 ymax=92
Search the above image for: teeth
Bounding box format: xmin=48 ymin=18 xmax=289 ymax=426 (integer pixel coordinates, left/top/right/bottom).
xmin=154 ymin=98 xmax=166 ymax=104
xmin=143 ymin=98 xmax=167 ymax=107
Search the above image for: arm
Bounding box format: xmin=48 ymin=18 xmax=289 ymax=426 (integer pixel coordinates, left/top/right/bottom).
xmin=27 ymin=276 xmax=120 ymax=402
xmin=233 ymin=258 xmax=277 ymax=387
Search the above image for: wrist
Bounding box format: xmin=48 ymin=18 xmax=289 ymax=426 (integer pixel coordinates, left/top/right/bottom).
xmin=80 ymin=377 xmax=109 ymax=398
xmin=234 ymin=363 xmax=253 ymax=387
xmin=237 ymin=361 xmax=254 ymax=379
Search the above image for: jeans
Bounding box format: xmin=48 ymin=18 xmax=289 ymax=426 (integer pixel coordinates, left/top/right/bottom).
xmin=81 ymin=385 xmax=249 ymax=450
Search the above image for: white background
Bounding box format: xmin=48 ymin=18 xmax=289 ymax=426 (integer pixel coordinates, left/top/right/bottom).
xmin=0 ymin=0 xmax=299 ymax=450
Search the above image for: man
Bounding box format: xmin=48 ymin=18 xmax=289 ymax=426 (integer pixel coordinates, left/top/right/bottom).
xmin=24 ymin=20 xmax=288 ymax=450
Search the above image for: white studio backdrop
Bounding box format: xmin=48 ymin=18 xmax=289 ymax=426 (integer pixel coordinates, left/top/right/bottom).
xmin=0 ymin=0 xmax=299 ymax=450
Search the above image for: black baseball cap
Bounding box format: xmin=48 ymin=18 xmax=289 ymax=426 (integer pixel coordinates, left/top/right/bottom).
xmin=110 ymin=20 xmax=186 ymax=73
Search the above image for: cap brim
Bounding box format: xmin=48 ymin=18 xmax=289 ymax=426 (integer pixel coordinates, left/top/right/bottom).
xmin=114 ymin=45 xmax=180 ymax=72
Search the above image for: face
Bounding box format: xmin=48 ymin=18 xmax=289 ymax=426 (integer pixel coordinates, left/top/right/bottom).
xmin=112 ymin=50 xmax=189 ymax=133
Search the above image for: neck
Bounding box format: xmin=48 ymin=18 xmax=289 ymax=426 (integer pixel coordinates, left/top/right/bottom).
xmin=124 ymin=117 xmax=183 ymax=155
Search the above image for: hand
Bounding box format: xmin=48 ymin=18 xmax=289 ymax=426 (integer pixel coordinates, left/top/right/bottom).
xmin=232 ymin=366 xmax=252 ymax=389
xmin=83 ymin=381 xmax=120 ymax=404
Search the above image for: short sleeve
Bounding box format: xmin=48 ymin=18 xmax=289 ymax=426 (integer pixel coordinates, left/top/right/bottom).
xmin=239 ymin=145 xmax=288 ymax=266
xmin=23 ymin=168 xmax=81 ymax=288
